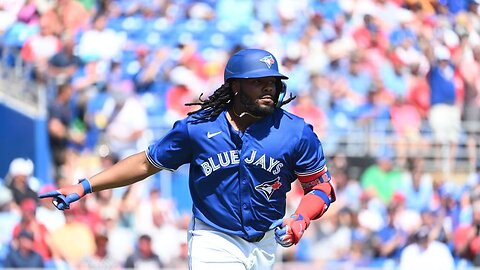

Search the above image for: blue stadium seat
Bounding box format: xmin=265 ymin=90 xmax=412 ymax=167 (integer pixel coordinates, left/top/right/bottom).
xmin=106 ymin=17 xmax=125 ymax=32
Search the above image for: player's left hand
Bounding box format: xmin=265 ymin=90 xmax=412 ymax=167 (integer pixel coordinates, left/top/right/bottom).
xmin=269 ymin=214 xmax=310 ymax=247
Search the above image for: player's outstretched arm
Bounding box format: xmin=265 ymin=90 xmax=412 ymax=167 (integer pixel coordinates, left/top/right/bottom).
xmin=88 ymin=151 xmax=161 ymax=191
xmin=39 ymin=151 xmax=161 ymax=210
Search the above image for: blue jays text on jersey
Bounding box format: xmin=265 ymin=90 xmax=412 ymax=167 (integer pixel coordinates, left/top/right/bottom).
xmin=146 ymin=108 xmax=331 ymax=241
xmin=201 ymin=150 xmax=284 ymax=176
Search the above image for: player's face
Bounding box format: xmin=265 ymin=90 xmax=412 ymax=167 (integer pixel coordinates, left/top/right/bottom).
xmin=238 ymin=77 xmax=278 ymax=116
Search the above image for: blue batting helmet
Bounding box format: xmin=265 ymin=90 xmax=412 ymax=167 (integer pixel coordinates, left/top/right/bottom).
xmin=224 ymin=49 xmax=289 ymax=81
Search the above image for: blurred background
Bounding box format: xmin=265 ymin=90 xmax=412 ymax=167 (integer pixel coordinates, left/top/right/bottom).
xmin=1 ymin=0 xmax=480 ymax=269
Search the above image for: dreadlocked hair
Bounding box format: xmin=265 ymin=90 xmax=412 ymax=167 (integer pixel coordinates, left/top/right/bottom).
xmin=279 ymin=93 xmax=297 ymax=106
xmin=185 ymin=82 xmax=234 ymax=122
xmin=185 ymin=81 xmax=297 ymax=123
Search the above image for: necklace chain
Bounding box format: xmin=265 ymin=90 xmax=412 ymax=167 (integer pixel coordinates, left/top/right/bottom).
xmin=232 ymin=107 xmax=261 ymax=119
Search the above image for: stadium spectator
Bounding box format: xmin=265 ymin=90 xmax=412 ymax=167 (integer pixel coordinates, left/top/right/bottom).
xmin=47 ymin=82 xmax=85 ymax=177
xmin=101 ymin=88 xmax=148 ymax=158
xmin=426 ymin=44 xmax=462 ymax=173
xmin=0 ymin=185 xmax=20 ymax=264
xmin=105 ymin=59 xmax=133 ymax=95
xmin=69 ymin=196 xmax=102 ymax=231
xmin=16 ymin=0 xmax=40 ymax=26
xmin=5 ymin=158 xmax=38 ymax=205
xmin=458 ymin=44 xmax=480 ymax=170
xmin=327 ymin=77 xmax=363 ymax=147
xmin=454 ymin=200 xmax=480 ymax=266
xmin=339 ymin=229 xmax=372 ymax=269
xmin=343 ymin=52 xmax=373 ymax=96
xmin=360 ymin=148 xmax=403 ymax=204
xmin=419 ymin=208 xmax=450 ymax=244
xmin=390 ymin=97 xmax=425 ymax=167
xmin=99 ymin=207 xmax=136 ymax=265
xmin=92 ymin=188 xmax=120 ymax=226
xmin=457 ymin=187 xmax=475 ymax=228
xmin=389 ymin=9 xmax=417 ymax=48
xmin=124 ymin=234 xmax=164 ymax=269
xmin=77 ymin=13 xmax=126 ymax=63
xmin=399 ymin=160 xmax=433 ymax=212
xmin=379 ymin=53 xmax=409 ymax=99
xmin=165 ymin=66 xmax=199 ymax=119
xmin=290 ymin=92 xmax=328 ymax=139
xmin=399 ymin=225 xmax=455 ymax=270
xmin=76 ymin=0 xmax=97 ymax=14
xmin=371 ymin=204 xmax=408 ymax=266
xmin=329 ymin=168 xmax=362 ymax=212
xmin=114 ymin=185 xmax=139 ymax=229
xmin=132 ymin=46 xmax=168 ymax=94
xmin=136 ymin=187 xmax=187 ymax=266
xmin=49 ymin=207 xmax=95 ymax=267
xmin=465 ymin=0 xmax=480 ymax=33
xmin=352 ymin=81 xmax=392 ymax=140
xmin=71 ymin=60 xmax=106 ymax=94
xmin=12 ymin=198 xmax=52 ymax=261
xmin=71 ymin=60 xmax=108 ymax=152
xmin=309 ymin=207 xmax=355 ymax=265
xmin=406 ymin=59 xmax=430 ymax=120
xmin=47 ymin=34 xmax=84 ymax=88
xmin=78 ymin=227 xmax=121 ymax=270
xmin=0 ymin=0 xmax=25 ymax=34
xmin=148 ymin=203 xmax=184 ymax=267
xmin=367 ymin=189 xmax=388 ymax=223
xmin=352 ymin=13 xmax=388 ymax=52
xmin=3 ymin=230 xmax=44 ymax=268
xmin=40 ymin=0 xmax=89 ymax=36
xmin=20 ymin=16 xmax=61 ymax=83
xmin=389 ymin=192 xmax=422 ymax=234
xmin=279 ymin=47 xmax=310 ymax=95
xmin=135 ymin=187 xmax=176 ymax=232
xmin=465 ymin=160 xmax=480 ymax=202
xmin=308 ymin=73 xmax=332 ymax=114
xmin=252 ymin=22 xmax=284 ymax=59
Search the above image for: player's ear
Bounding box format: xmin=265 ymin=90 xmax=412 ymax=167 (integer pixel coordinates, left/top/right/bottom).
xmin=230 ymin=79 xmax=239 ymax=95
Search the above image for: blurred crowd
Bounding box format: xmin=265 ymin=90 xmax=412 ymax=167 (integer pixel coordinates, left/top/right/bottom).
xmin=0 ymin=156 xmax=189 ymax=269
xmin=1 ymin=0 xmax=480 ymax=269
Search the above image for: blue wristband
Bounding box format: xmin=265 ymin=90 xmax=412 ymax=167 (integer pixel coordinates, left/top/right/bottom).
xmin=309 ymin=189 xmax=331 ymax=208
xmin=79 ymin=178 xmax=92 ymax=194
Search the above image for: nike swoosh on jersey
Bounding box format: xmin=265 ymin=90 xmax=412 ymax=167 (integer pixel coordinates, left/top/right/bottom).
xmin=207 ymin=131 xmax=222 ymax=138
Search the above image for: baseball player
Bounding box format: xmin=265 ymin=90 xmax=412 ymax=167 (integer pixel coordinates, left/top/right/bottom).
xmin=39 ymin=49 xmax=336 ymax=270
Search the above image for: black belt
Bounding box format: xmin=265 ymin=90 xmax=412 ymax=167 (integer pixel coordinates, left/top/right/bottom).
xmin=241 ymin=233 xmax=265 ymax=243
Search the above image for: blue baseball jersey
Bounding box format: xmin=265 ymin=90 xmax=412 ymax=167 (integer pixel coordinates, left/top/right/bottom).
xmin=146 ymin=108 xmax=327 ymax=240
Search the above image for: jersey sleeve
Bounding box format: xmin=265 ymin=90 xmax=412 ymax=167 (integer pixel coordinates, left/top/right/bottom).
xmin=294 ymin=123 xmax=327 ymax=178
xmin=293 ymin=123 xmax=335 ymax=220
xmin=146 ymin=118 xmax=192 ymax=171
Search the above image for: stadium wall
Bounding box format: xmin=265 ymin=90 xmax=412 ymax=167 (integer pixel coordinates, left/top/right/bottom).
xmin=0 ymin=102 xmax=51 ymax=183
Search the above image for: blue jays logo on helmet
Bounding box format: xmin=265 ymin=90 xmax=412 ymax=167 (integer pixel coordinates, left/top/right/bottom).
xmin=224 ymin=49 xmax=288 ymax=81
xmin=255 ymin=177 xmax=283 ymax=200
xmin=259 ymin=55 xmax=275 ymax=68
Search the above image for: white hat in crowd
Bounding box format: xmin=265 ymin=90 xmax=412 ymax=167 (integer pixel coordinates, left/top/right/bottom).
xmin=434 ymin=45 xmax=451 ymax=61
xmin=8 ymin=158 xmax=34 ymax=177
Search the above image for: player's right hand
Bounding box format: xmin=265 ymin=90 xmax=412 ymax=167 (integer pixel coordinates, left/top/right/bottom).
xmin=269 ymin=214 xmax=310 ymax=247
xmin=38 ymin=178 xmax=92 ymax=210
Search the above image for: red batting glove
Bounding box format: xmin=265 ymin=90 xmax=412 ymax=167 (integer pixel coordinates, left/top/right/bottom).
xmin=269 ymin=214 xmax=310 ymax=247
